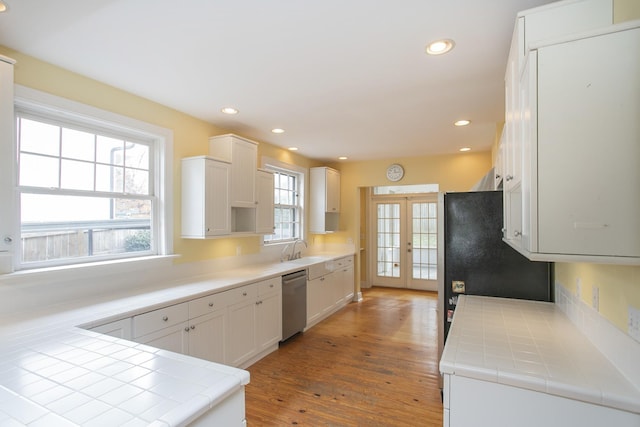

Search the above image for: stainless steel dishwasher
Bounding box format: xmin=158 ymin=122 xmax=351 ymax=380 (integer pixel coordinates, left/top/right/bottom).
xmin=281 ymin=269 xmax=307 ymax=341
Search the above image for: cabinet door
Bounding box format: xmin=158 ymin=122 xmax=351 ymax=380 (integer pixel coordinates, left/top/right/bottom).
xmin=206 ymin=159 xmax=231 ymax=236
xmin=255 ymin=170 xmax=275 ymax=234
xmin=536 ymin=27 xmax=640 ymax=257
xmin=136 ymin=322 xmax=189 ymax=354
xmin=230 ymin=139 xmax=257 ymax=207
xmin=256 ymin=289 xmax=281 ymax=352
xmin=306 ymin=276 xmax=327 ymax=327
xmin=340 ymin=265 xmax=354 ymax=303
xmin=226 ymin=287 xmax=258 ymax=367
xmin=326 ymin=168 xmax=340 ymax=213
xmin=189 ymin=310 xmax=226 ymax=364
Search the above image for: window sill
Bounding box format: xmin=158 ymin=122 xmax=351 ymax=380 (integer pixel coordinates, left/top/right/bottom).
xmin=0 ymin=254 xmax=180 ymax=287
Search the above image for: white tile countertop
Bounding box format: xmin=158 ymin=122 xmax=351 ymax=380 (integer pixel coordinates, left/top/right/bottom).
xmin=0 ymin=252 xmax=353 ymax=426
xmin=440 ymin=295 xmax=640 ymax=415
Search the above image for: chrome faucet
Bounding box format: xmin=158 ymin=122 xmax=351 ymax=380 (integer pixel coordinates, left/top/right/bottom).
xmin=280 ymin=239 xmax=308 ymax=262
xmin=291 ymin=239 xmax=307 ymax=260
xmin=280 ymin=243 xmax=292 ymax=262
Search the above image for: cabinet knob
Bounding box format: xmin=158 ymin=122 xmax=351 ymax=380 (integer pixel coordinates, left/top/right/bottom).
xmin=162 ymin=316 xmax=168 ymax=322
xmin=209 ymin=302 xmax=214 ymax=307
xmin=514 ymin=230 xmax=522 ymax=237
xmin=190 ymin=325 xmax=196 ymax=330
xmin=185 ymin=327 xmax=190 ymax=332
xmin=495 ymin=174 xmax=501 ymax=180
xmin=505 ymin=175 xmax=513 ymax=182
xmin=269 ymin=284 xmax=274 ymax=288
xmin=242 ymin=292 xmax=247 ymax=296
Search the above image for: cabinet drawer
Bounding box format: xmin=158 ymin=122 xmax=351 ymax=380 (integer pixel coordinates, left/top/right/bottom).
xmin=226 ymin=283 xmax=257 ymax=306
xmin=189 ymin=291 xmax=229 ymax=319
xmin=133 ymin=302 xmax=189 ymax=338
xmin=336 ymin=256 xmax=353 ymax=268
xmin=258 ymin=277 xmax=281 ymax=295
xmin=308 ymin=262 xmax=332 ymax=280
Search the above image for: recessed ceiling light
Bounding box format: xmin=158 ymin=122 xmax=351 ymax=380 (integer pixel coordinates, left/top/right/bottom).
xmin=271 ymin=128 xmax=285 ymax=134
xmin=454 ymin=119 xmax=471 ymax=126
xmin=288 ymin=147 xmax=298 ymax=151
xmin=426 ymin=39 xmax=455 ymax=55
xmin=221 ymin=107 xmax=238 ymax=115
xmin=459 ymin=147 xmax=471 ymax=152
xmin=338 ymin=156 xmax=348 ymax=160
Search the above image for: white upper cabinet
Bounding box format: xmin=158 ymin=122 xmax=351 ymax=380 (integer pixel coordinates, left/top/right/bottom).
xmin=209 ymin=134 xmax=258 ymax=208
xmin=511 ymin=0 xmax=612 ymax=77
xmin=181 ymin=156 xmax=231 ymax=238
xmin=503 ymin=9 xmax=640 ymax=264
xmin=309 ymin=167 xmax=340 ymax=234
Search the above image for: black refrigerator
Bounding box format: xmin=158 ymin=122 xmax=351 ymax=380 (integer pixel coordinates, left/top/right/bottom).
xmin=441 ymin=191 xmax=552 ymax=341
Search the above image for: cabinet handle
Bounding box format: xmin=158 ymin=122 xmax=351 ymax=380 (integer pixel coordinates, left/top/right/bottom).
xmin=505 ymin=175 xmax=513 ymax=181
xmin=495 ymin=174 xmax=501 ymax=180
xmin=269 ymin=284 xmax=274 ymax=288
xmin=209 ymin=302 xmax=214 ymax=307
xmin=320 ymin=277 xmax=325 ymax=281
xmin=162 ymin=316 xmax=168 ymax=322
xmin=242 ymin=292 xmax=247 ymax=296
xmin=514 ymin=230 xmax=522 ymax=237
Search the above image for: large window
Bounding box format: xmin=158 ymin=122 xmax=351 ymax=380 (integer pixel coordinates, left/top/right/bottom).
xmin=6 ymin=86 xmax=172 ymax=271
xmin=263 ymin=165 xmax=304 ymax=244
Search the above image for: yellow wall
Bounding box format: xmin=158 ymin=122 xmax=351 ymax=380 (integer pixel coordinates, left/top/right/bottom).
xmin=554 ymin=0 xmax=640 ymax=334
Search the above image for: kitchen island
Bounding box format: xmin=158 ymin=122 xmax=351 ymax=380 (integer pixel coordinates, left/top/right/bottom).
xmin=0 ymin=251 xmax=353 ymax=426
xmin=440 ymin=295 xmax=640 ymax=427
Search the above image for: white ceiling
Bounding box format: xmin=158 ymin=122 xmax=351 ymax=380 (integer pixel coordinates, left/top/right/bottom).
xmin=0 ymin=0 xmax=554 ymax=161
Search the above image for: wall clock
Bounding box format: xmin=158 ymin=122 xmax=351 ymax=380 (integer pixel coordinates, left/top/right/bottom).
xmin=386 ymin=164 xmax=404 ymax=182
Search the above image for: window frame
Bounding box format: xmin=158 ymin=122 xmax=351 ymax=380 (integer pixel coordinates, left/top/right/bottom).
xmin=261 ymin=157 xmax=306 ymax=245
xmin=4 ymin=85 xmax=173 ymax=272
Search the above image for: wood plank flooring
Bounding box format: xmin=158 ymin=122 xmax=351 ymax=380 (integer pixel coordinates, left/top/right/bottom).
xmin=245 ymin=287 xmax=443 ymax=426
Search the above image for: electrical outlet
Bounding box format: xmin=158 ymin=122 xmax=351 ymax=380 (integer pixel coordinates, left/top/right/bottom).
xmin=629 ymin=306 xmax=640 ymax=343
xmin=592 ymin=286 xmax=599 ymax=311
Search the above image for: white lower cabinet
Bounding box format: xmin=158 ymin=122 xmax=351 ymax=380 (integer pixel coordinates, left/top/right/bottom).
xmin=306 ymin=274 xmax=332 ymax=328
xmin=226 ymin=284 xmax=258 ymax=367
xmin=256 ymin=278 xmax=282 ymax=353
xmin=444 ymin=374 xmax=639 ymax=427
xmin=306 ymin=256 xmax=354 ymax=330
xmin=336 ymin=256 xmax=354 ymax=304
xmin=188 ymin=310 xmax=226 ymax=364
xmin=226 ymin=277 xmax=282 ymax=368
xmin=133 ymin=302 xmax=190 ymax=354
xmin=127 ymin=278 xmax=281 ymax=368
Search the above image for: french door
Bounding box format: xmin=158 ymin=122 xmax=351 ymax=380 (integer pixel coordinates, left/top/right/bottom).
xmin=371 ymin=195 xmax=438 ymax=291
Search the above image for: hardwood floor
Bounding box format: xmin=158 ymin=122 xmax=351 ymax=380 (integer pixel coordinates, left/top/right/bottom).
xmin=245 ymin=287 xmax=443 ymax=426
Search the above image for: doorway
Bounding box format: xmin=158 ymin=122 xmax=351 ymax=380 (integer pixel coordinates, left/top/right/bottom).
xmin=369 ymin=194 xmax=438 ymax=291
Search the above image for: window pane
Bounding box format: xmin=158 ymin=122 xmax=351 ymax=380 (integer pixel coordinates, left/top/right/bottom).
xmin=61 ymin=128 xmax=95 ymax=161
xmin=96 ymin=164 xmax=124 ymax=193
xmin=124 ymin=168 xmax=149 ymax=195
xmin=19 ymin=154 xmax=59 ymax=187
xmin=96 ymin=136 xmax=125 ymax=165
xmin=61 ymin=159 xmax=94 ymax=191
xmin=125 ymin=142 xmax=149 ymax=169
xmin=21 ymin=193 xmax=152 ymax=263
xmin=19 ymin=118 xmax=60 ymax=156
